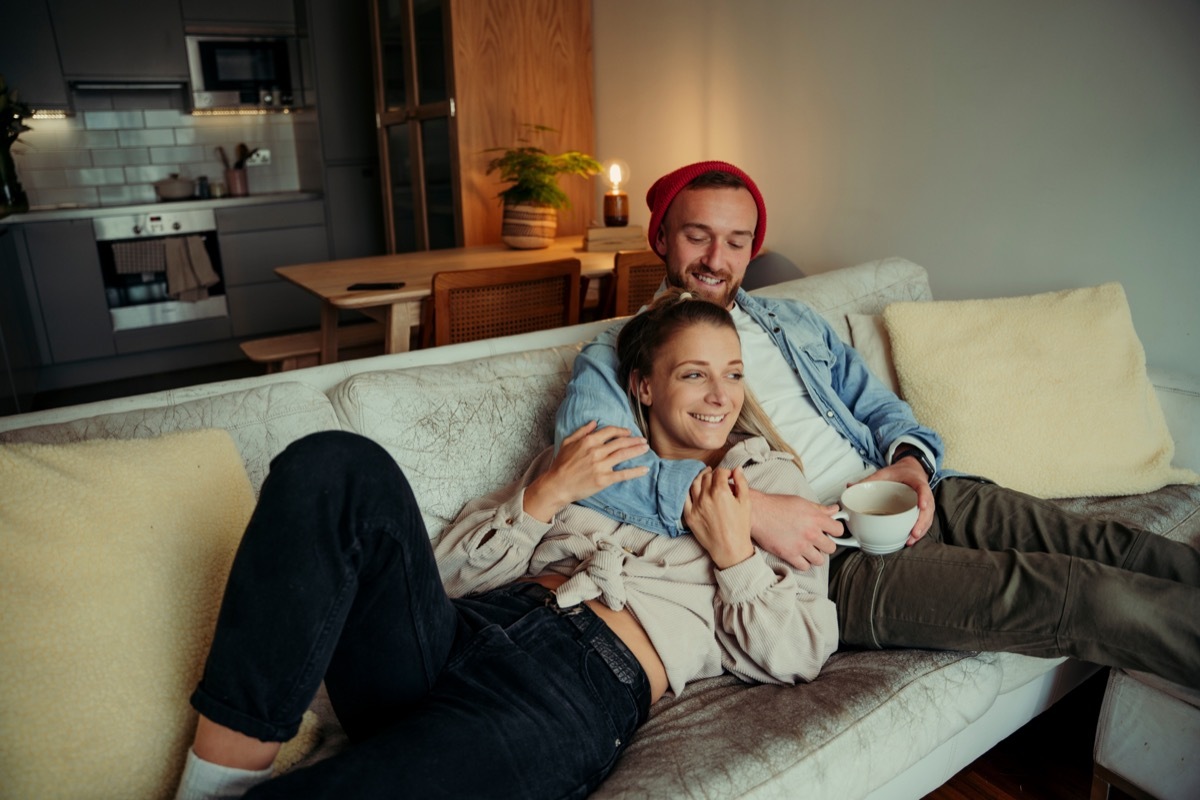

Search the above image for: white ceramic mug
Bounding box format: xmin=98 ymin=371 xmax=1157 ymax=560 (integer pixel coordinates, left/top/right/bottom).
xmin=832 ymin=481 xmax=919 ymax=555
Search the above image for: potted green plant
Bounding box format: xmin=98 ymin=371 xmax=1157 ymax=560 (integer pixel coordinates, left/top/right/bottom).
xmin=486 ymin=124 xmax=600 ymax=248
xmin=0 ymin=74 xmax=33 ymax=217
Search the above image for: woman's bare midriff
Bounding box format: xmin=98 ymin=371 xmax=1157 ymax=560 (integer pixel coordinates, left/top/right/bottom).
xmin=525 ymin=574 xmax=669 ymax=703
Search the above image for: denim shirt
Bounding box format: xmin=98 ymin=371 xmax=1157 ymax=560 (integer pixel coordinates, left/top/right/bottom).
xmin=553 ymin=289 xmax=945 ymax=537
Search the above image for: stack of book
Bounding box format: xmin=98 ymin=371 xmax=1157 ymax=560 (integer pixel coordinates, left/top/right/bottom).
xmin=584 ymin=225 xmax=647 ymax=252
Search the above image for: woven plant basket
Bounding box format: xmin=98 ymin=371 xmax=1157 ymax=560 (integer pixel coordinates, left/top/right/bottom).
xmin=501 ymin=202 xmax=557 ymax=249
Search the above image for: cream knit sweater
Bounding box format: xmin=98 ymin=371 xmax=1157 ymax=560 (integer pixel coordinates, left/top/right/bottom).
xmin=434 ymin=437 xmax=839 ymax=698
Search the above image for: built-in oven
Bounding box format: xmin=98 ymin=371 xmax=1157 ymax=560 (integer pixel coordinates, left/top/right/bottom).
xmin=93 ymin=210 xmax=229 ymax=332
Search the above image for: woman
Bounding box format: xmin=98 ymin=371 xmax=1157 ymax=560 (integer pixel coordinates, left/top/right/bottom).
xmin=176 ymin=290 xmax=827 ymax=800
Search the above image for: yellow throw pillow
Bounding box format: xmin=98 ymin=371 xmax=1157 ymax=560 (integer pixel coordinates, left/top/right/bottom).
xmin=883 ymin=283 xmax=1199 ymax=498
xmin=0 ymin=430 xmax=256 ymax=800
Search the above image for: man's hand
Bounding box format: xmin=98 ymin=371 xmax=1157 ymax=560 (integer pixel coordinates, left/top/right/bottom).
xmin=523 ymin=422 xmax=649 ymax=522
xmin=683 ymin=467 xmax=755 ymax=570
xmin=853 ymin=457 xmax=935 ymax=546
xmin=748 ymin=490 xmax=844 ymax=571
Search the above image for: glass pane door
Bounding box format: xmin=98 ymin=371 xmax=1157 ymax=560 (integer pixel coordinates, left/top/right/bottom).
xmin=370 ymin=0 xmax=461 ymax=253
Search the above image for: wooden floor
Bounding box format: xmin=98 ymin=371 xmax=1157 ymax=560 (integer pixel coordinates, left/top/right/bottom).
xmin=924 ymin=669 xmax=1136 ymax=800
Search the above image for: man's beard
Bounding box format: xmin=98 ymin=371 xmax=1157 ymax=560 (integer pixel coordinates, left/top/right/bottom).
xmin=666 ymin=266 xmax=741 ymax=308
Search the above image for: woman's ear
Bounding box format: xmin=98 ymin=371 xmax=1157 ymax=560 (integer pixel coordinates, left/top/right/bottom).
xmin=633 ymin=370 xmax=653 ymax=406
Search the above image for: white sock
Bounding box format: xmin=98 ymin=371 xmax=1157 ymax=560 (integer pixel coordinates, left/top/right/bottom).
xmin=174 ymin=748 xmax=274 ymax=800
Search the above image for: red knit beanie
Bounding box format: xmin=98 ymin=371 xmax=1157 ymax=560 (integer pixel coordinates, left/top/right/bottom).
xmin=645 ymin=160 xmax=767 ymax=258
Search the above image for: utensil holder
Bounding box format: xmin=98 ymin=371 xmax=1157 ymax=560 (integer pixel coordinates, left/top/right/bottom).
xmin=225 ymin=169 xmax=248 ymax=197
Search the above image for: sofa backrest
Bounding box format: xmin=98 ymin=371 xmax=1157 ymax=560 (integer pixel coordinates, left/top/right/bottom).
xmin=330 ymin=257 xmax=934 ymax=537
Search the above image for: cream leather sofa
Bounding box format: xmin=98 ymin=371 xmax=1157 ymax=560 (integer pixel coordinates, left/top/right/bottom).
xmin=3 ymin=258 xmax=1196 ymax=799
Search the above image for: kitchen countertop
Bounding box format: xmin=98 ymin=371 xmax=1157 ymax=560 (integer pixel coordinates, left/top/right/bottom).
xmin=0 ymin=192 xmax=323 ymax=225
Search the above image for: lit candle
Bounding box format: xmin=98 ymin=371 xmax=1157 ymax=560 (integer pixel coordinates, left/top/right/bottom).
xmin=602 ymin=159 xmax=630 ymax=227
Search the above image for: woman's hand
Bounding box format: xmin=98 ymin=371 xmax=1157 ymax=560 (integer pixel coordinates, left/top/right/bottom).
xmin=523 ymin=421 xmax=650 ymax=522
xmin=684 ymin=466 xmax=755 ymax=570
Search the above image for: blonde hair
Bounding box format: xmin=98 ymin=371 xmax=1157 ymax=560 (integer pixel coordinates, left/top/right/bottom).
xmin=616 ymin=289 xmax=802 ymax=469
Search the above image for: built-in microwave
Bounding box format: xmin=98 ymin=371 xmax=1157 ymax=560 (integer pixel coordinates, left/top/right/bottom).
xmin=186 ymin=35 xmax=303 ymax=111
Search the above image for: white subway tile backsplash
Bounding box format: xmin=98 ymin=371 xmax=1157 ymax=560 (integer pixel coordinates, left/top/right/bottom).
xmin=29 ymin=187 xmax=100 ymax=208
xmin=150 ymin=145 xmax=207 ymax=164
xmin=22 ymin=170 xmax=68 ymax=189
xmin=92 ymin=149 xmax=151 ymax=167
xmin=11 ymin=95 xmax=304 ymax=210
xmin=124 ymin=165 xmax=185 ymax=183
xmin=144 ymin=109 xmax=191 ymax=129
xmin=16 ymin=150 xmax=94 ymax=169
xmin=98 ymin=184 xmax=158 ymax=206
xmin=67 ymin=167 xmax=128 ymax=187
xmin=117 ymin=129 xmax=176 ymax=147
xmin=84 ymin=110 xmax=145 ymax=131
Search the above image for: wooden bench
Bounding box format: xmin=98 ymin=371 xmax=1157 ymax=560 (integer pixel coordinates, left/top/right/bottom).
xmin=239 ymin=322 xmax=386 ymax=373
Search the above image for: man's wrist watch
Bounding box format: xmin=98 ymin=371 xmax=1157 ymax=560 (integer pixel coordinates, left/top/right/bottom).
xmin=892 ymin=444 xmax=936 ymax=479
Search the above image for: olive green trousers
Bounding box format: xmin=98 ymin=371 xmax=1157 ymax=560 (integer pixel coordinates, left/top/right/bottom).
xmin=828 ymin=477 xmax=1200 ymax=689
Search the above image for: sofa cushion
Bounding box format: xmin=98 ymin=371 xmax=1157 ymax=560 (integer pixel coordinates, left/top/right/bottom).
xmin=330 ymin=345 xmax=582 ymax=538
xmin=0 ymin=430 xmax=255 ymax=800
xmin=592 ymin=649 xmax=1001 ymax=799
xmin=0 ymin=382 xmax=340 ymax=495
xmin=884 ymin=283 xmax=1200 ymax=498
xmin=750 ymin=256 xmax=933 ymax=342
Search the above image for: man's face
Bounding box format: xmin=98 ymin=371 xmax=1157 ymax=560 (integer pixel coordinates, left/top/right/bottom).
xmin=656 ymin=186 xmax=758 ymax=309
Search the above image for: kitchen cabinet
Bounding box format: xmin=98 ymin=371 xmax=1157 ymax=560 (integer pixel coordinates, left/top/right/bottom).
xmin=0 ymin=228 xmax=44 ymax=415
xmin=49 ymin=0 xmax=188 ymax=81
xmin=297 ymin=0 xmax=386 ymax=260
xmin=180 ymin=0 xmax=294 ymax=29
xmin=2 ymin=0 xmax=70 ymax=110
xmin=23 ymin=220 xmax=117 ymax=364
xmin=217 ymin=199 xmax=328 ymax=337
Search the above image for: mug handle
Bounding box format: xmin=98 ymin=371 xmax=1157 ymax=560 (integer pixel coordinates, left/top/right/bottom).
xmin=830 ymin=509 xmax=861 ymax=549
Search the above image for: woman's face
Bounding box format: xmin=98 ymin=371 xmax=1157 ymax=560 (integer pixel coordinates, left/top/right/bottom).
xmin=635 ymin=321 xmax=744 ymax=463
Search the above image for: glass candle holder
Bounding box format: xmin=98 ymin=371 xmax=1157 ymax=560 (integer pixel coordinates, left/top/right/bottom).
xmin=603 ymin=192 xmax=629 ymax=226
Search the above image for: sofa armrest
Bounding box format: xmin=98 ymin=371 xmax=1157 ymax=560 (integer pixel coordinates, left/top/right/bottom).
xmin=1148 ymin=367 xmax=1200 ymax=473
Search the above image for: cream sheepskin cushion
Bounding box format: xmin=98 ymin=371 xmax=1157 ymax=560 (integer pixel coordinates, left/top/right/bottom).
xmin=883 ymin=283 xmax=1199 ymax=498
xmin=0 ymin=430 xmax=256 ymax=800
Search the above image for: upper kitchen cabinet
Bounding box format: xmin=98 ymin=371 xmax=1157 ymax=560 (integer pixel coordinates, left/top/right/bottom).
xmin=369 ymin=0 xmax=594 ymax=253
xmin=48 ymin=0 xmax=188 ymax=82
xmin=181 ymin=0 xmax=295 ymax=31
xmin=2 ymin=0 xmax=70 ymax=109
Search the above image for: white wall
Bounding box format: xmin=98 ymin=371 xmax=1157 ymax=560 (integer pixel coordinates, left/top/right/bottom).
xmin=593 ymin=0 xmax=1199 ymax=375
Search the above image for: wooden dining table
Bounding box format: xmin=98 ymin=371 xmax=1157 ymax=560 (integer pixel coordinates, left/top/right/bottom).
xmin=275 ymin=235 xmax=620 ymax=364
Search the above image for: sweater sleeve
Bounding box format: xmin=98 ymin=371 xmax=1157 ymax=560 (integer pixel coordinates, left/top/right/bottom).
xmin=433 ymin=447 xmax=556 ymax=598
xmin=710 ymin=439 xmax=839 ymax=684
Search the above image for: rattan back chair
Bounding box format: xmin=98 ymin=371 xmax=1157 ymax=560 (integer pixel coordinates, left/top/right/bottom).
xmin=426 ymin=258 xmax=582 ymax=347
xmin=606 ymin=249 xmax=667 ymax=318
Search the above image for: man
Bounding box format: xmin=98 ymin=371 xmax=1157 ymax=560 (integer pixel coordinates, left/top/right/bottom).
xmin=558 ymin=161 xmax=942 ymax=570
xmin=553 ymin=161 xmax=1200 ymax=687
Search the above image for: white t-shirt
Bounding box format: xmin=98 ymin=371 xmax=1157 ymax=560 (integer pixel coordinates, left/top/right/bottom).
xmin=733 ymin=307 xmax=875 ymax=504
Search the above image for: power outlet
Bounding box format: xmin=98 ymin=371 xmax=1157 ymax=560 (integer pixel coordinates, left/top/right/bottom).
xmin=246 ymin=149 xmax=271 ymax=166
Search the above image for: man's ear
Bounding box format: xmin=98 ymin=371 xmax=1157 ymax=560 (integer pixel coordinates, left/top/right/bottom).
xmin=654 ymin=224 xmax=669 ymax=258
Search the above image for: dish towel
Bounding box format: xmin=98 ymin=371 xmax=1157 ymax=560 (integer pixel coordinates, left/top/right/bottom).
xmin=165 ymin=235 xmax=220 ymax=301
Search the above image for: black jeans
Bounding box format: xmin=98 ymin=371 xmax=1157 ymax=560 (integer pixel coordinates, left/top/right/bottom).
xmin=829 ymin=477 xmax=1200 ymax=688
xmin=191 ymin=431 xmax=651 ymax=799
